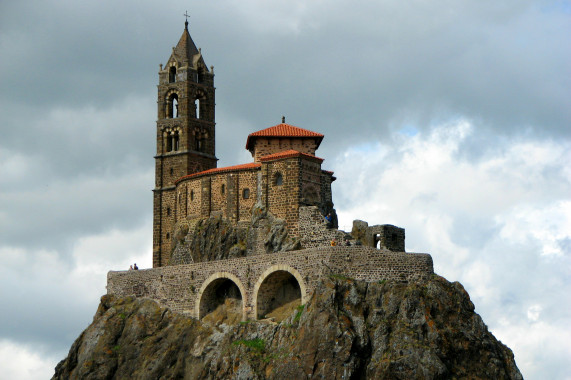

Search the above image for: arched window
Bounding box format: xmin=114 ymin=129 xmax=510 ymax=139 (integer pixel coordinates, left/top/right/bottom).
xmin=242 ymin=188 xmax=250 ymax=199
xmin=274 ymin=172 xmax=283 ymax=186
xmin=167 ymin=93 xmax=178 ymax=118
xmin=166 ymin=135 xmax=172 ymax=152
xmin=194 ymin=98 xmax=201 ymax=119
xmin=166 ymin=131 xmax=180 ymax=153
xmin=172 ymin=131 xmax=179 ymax=151
xmin=169 ymin=66 xmax=176 ymax=83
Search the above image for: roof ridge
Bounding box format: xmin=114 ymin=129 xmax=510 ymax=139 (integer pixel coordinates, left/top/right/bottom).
xmin=176 ymin=162 xmax=261 ymax=184
xmin=259 ymin=149 xmax=324 ymax=163
xmin=245 ymin=123 xmax=324 ymax=150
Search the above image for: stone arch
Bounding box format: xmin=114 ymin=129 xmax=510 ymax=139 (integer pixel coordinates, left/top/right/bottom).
xmin=195 ymin=272 xmax=247 ymax=322
xmin=253 ymin=265 xmax=307 ymax=321
xmin=164 ymin=90 xmax=179 ymax=119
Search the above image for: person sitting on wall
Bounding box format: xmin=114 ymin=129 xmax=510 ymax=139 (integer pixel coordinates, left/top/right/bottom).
xmin=331 ymin=238 xmax=337 ymax=246
xmin=325 ymin=213 xmax=333 ymax=228
xmin=133 ymin=263 xmax=138 ymax=270
xmin=129 ymin=265 xmax=133 ymax=270
xmin=345 ymin=239 xmax=351 ymax=246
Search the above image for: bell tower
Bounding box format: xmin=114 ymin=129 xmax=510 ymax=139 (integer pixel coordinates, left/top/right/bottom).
xmin=153 ymin=19 xmax=217 ymax=267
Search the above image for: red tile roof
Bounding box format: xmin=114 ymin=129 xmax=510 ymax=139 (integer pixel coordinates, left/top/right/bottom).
xmin=176 ymin=162 xmax=261 ymax=184
xmin=259 ymin=149 xmax=324 ymax=163
xmin=246 ymin=123 xmax=324 ymax=150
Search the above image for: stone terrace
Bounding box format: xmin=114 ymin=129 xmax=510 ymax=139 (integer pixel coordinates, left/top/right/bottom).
xmin=107 ymin=247 xmax=433 ymax=321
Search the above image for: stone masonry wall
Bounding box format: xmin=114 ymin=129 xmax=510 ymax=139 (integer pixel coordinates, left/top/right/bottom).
xmin=252 ymin=138 xmax=318 ymax=162
xmin=107 ymin=246 xmax=433 ymax=320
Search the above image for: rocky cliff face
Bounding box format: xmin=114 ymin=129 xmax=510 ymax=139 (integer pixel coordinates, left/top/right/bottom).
xmin=53 ymin=275 xmax=522 ymax=379
xmin=169 ymin=214 xmax=301 ymax=265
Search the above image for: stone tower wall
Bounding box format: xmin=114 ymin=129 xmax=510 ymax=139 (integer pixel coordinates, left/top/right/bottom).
xmin=153 ymin=28 xmax=218 ymax=268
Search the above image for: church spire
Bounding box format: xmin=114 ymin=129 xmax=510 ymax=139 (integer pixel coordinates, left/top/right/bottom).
xmin=166 ymin=13 xmax=206 ymax=70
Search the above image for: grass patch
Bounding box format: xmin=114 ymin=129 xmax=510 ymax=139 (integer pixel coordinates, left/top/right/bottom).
xmin=378 ymin=279 xmax=387 ymax=285
xmin=329 ymin=274 xmax=353 ymax=281
xmin=293 ymin=304 xmax=305 ymax=323
xmin=232 ymin=338 xmax=265 ymax=353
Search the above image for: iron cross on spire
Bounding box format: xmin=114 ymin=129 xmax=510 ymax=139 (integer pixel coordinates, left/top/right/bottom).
xmin=184 ymin=11 xmax=190 ymax=29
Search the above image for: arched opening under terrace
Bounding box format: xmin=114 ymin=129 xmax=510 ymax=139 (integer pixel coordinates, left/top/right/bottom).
xmin=253 ymin=265 xmax=306 ymax=322
xmin=196 ymin=272 xmax=246 ymax=325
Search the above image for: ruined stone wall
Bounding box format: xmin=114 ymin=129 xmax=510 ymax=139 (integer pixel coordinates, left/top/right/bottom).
xmin=108 ymin=247 xmax=433 ymax=320
xmin=298 ymin=206 xmax=347 ymax=247
xmin=351 ymin=220 xmax=405 ymax=251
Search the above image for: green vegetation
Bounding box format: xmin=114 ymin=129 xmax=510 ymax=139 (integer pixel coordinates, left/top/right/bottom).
xmin=329 ymin=273 xmax=353 ymax=281
xmin=232 ymin=338 xmax=265 ymax=352
xmin=293 ymin=304 xmax=305 ymax=323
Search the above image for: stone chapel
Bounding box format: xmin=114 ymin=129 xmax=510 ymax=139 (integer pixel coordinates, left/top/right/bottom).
xmin=153 ymin=21 xmax=337 ymax=267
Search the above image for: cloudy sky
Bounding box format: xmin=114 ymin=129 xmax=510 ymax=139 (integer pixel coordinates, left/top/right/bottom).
xmin=1 ymin=1 xmax=569 ymax=378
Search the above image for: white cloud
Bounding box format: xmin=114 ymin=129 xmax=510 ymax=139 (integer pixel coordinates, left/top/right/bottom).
xmin=0 ymin=221 xmax=152 ymax=375
xmin=333 ymin=119 xmax=571 ymax=379
xmin=0 ymin=340 xmax=59 ymax=380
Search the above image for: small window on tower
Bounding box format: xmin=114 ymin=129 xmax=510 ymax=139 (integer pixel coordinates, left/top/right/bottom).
xmin=221 ymin=184 xmax=225 ymax=195
xmin=169 ymin=66 xmax=176 ymax=83
xmin=194 ymin=98 xmax=201 ymax=119
xmin=173 ymin=131 xmax=179 ymax=151
xmin=274 ymin=172 xmax=283 ymax=186
xmin=243 ymin=188 xmax=250 ymax=199
xmin=190 ymin=190 xmax=194 ymax=201
xmin=167 ymin=207 xmax=171 ymax=216
xmin=166 ymin=135 xmax=173 ymax=152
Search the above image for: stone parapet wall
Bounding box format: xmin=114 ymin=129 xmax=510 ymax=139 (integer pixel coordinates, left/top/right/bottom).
xmin=108 ymin=247 xmax=433 ymax=320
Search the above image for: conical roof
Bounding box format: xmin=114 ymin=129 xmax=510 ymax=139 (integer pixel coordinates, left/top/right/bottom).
xmin=168 ymin=22 xmax=207 ymax=69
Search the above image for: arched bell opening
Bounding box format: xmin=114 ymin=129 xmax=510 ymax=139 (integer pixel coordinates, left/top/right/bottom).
xmin=167 ymin=93 xmax=179 ymax=118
